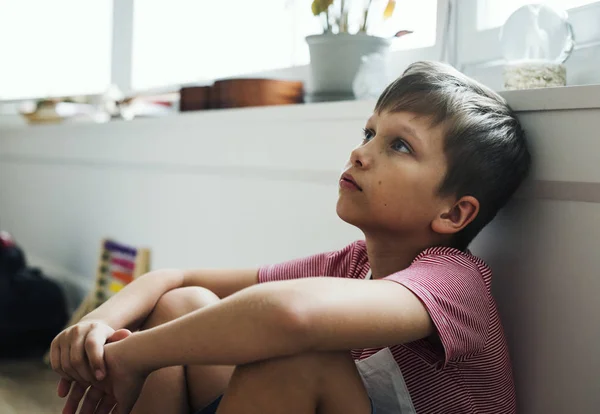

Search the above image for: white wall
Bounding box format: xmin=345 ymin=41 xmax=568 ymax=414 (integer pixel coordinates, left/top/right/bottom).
xmin=469 ymin=91 xmax=600 ymax=412
xmin=2 ymin=86 xmax=600 ymax=412
xmin=0 ymin=102 xmax=370 ymax=288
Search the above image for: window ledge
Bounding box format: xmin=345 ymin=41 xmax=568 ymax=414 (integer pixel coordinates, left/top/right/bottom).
xmin=1 ymin=84 xmax=599 ymax=131
xmin=499 ymin=84 xmax=600 ymax=111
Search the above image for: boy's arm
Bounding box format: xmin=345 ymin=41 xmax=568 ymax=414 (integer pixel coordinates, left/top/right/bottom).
xmin=97 ymin=277 xmax=433 ymax=413
xmin=51 ymin=268 xmax=257 ymax=387
xmin=108 ymin=276 xmax=434 ymax=372
xmin=82 ymin=268 xmax=258 ymax=330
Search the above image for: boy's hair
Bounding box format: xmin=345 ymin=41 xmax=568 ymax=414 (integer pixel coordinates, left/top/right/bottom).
xmin=375 ymin=61 xmax=531 ymax=249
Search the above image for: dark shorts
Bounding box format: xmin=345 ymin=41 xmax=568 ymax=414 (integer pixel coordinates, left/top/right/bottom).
xmin=195 ymin=395 xmax=223 ymax=414
xmin=195 ymin=395 xmax=376 ymax=414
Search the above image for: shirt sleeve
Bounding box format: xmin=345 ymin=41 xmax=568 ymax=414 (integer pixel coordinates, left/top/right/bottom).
xmin=384 ymin=253 xmax=491 ymax=367
xmin=258 ymin=241 xmax=367 ymax=283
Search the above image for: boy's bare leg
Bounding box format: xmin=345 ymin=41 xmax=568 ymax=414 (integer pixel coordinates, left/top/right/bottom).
xmin=131 ymin=287 xmax=234 ymax=414
xmin=217 ymin=351 xmax=371 ymax=414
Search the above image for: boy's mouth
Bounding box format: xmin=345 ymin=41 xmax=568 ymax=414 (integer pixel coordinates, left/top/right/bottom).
xmin=340 ymin=173 xmax=363 ymax=191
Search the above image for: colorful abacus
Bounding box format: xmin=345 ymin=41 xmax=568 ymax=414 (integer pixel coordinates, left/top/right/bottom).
xmin=44 ymin=239 xmax=150 ymax=364
xmin=92 ymin=240 xmax=150 ymax=309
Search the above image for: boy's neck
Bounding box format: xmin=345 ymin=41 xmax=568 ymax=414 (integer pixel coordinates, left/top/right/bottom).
xmin=364 ymin=234 xmax=433 ymax=279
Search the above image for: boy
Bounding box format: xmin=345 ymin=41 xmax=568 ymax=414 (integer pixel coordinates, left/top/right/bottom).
xmin=50 ymin=61 xmax=530 ymax=414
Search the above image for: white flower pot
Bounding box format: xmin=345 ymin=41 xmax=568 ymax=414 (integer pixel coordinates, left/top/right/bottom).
xmin=306 ymin=33 xmax=391 ymax=101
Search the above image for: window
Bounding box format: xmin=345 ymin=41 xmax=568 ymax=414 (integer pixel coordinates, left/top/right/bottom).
xmin=131 ymin=0 xmax=439 ymax=91
xmin=0 ymin=0 xmax=440 ymax=101
xmin=457 ymin=0 xmax=600 ymax=90
xmin=369 ymin=0 xmax=437 ymax=51
xmin=131 ymin=0 xmax=301 ymax=91
xmin=0 ymin=0 xmax=113 ymax=100
xmin=290 ymin=0 xmax=438 ymax=65
xmin=477 ymin=0 xmax=598 ymax=30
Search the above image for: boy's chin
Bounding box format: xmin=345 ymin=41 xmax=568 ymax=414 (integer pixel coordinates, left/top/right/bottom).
xmin=336 ymin=204 xmax=364 ymax=227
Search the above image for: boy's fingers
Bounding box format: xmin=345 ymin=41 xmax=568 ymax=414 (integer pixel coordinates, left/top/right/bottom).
xmin=78 ymin=386 xmax=104 ymax=414
xmin=50 ymin=339 xmax=60 ymax=371
xmin=70 ymin=335 xmax=93 ymax=383
xmin=60 ymin=344 xmax=78 ymax=382
xmin=84 ymin=330 xmax=110 ymax=380
xmin=60 ymin=344 xmax=86 ymax=385
xmin=51 ymin=342 xmax=69 ymax=384
xmin=115 ymin=403 xmax=129 ymax=414
xmin=57 ymin=377 xmax=72 ymax=398
xmin=94 ymin=394 xmax=116 ymax=414
xmin=107 ymin=329 xmax=132 ymax=343
xmin=62 ymin=382 xmax=87 ymax=414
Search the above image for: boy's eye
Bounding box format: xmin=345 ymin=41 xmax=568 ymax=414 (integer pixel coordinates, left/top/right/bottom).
xmin=391 ymin=138 xmax=412 ymax=154
xmin=362 ymin=128 xmax=375 ymax=142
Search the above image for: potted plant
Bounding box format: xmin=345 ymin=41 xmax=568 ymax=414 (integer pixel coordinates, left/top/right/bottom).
xmin=306 ymin=0 xmax=411 ymax=101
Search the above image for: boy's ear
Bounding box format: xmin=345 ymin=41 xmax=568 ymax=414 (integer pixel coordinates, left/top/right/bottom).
xmin=431 ymin=196 xmax=480 ymax=235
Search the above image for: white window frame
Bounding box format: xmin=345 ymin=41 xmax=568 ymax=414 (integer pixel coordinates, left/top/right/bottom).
xmin=456 ymin=0 xmax=600 ymax=89
xmin=388 ymin=0 xmax=456 ymax=71
xmin=111 ymin=0 xmax=134 ymax=94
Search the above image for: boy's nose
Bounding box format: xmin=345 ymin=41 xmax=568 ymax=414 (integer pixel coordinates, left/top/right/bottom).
xmin=350 ymin=146 xmax=373 ymax=169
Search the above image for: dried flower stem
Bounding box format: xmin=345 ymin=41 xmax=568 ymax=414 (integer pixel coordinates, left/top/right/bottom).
xmin=361 ymin=0 xmax=373 ymax=32
xmin=340 ymin=0 xmax=346 ymax=32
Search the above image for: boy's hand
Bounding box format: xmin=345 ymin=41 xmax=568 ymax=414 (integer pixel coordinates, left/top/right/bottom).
xmin=60 ymin=329 xmax=134 ymax=414
xmin=50 ymin=320 xmax=117 ymax=390
xmin=72 ymin=331 xmax=147 ymax=414
xmin=103 ymin=337 xmax=147 ymax=414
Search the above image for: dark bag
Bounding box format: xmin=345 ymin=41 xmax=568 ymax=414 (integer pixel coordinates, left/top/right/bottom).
xmin=0 ymin=232 xmax=68 ymax=358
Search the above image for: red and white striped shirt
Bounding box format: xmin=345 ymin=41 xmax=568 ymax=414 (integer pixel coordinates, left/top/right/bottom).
xmin=259 ymin=240 xmax=516 ymax=414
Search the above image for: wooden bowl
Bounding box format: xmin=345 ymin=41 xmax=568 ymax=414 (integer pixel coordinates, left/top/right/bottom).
xmin=179 ymin=86 xmax=211 ymax=112
xmin=212 ymin=78 xmax=304 ymax=109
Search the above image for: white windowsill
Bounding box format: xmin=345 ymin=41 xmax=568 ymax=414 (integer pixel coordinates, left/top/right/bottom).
xmin=500 ymin=84 xmax=600 ymax=111
xmin=1 ymin=84 xmax=599 ymax=132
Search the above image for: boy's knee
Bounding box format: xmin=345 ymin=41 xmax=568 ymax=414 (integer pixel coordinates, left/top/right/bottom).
xmin=148 ymin=287 xmax=220 ymax=326
xmin=237 ymin=351 xmax=352 ymax=379
xmin=288 ymin=351 xmax=353 ymax=370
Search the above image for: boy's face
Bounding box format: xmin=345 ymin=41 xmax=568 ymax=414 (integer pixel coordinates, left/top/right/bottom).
xmin=337 ymin=110 xmax=450 ymax=240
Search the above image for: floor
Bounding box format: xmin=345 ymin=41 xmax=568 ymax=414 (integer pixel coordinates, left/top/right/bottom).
xmin=0 ymin=358 xmax=65 ymax=414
